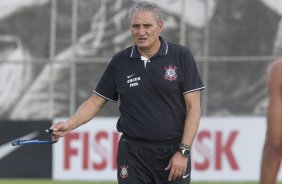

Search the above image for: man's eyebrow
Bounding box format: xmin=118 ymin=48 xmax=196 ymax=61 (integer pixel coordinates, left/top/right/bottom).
xmin=131 ymin=24 xmax=140 ymax=27
xmin=132 ymin=23 xmax=153 ymax=26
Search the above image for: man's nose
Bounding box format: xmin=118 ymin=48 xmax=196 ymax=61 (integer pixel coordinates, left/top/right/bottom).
xmin=138 ymin=27 xmax=146 ymax=35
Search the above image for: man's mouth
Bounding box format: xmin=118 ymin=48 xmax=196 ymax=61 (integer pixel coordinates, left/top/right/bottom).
xmin=138 ymin=38 xmax=147 ymax=41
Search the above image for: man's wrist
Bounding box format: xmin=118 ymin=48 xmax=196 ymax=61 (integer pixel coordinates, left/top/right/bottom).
xmin=178 ymin=143 xmax=191 ymax=158
xmin=66 ymin=120 xmax=77 ymax=131
xmin=179 ymin=143 xmax=191 ymax=150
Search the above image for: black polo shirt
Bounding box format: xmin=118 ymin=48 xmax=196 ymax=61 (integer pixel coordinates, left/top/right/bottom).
xmin=94 ymin=37 xmax=204 ymax=142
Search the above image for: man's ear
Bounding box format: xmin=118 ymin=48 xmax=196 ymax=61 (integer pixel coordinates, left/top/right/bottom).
xmin=158 ymin=21 xmax=164 ymax=34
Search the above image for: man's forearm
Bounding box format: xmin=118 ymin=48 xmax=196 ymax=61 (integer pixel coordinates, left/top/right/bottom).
xmin=181 ymin=106 xmax=201 ymax=146
xmin=66 ymin=94 xmax=107 ymax=130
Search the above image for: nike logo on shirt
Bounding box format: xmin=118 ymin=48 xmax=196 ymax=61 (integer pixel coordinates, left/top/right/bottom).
xmin=183 ymin=174 xmax=190 ymax=179
xmin=127 ymin=74 xmax=135 ymax=78
xmin=0 ymin=131 xmax=39 ymax=160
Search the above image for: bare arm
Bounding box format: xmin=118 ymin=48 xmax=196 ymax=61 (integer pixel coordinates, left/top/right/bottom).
xmin=181 ymin=90 xmax=202 ymax=146
xmin=51 ymin=93 xmax=108 ymax=139
xmin=266 ymin=60 xmax=282 ymax=144
xmin=166 ymin=90 xmax=202 ymax=181
xmin=260 ymin=60 xmax=282 ymax=184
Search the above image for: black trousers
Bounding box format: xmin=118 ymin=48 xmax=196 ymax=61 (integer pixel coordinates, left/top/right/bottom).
xmin=117 ymin=134 xmax=191 ymax=184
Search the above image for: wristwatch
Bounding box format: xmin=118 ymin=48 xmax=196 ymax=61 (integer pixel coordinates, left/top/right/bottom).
xmin=178 ymin=144 xmax=191 ymax=158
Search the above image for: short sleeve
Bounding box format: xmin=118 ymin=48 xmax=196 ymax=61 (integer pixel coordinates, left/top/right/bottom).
xmin=94 ymin=59 xmax=118 ymax=102
xmin=181 ymin=51 xmax=205 ymax=94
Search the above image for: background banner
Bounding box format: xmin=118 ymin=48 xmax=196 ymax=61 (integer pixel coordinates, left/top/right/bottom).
xmin=52 ymin=117 xmax=279 ymax=182
xmin=0 ymin=120 xmax=52 ymax=178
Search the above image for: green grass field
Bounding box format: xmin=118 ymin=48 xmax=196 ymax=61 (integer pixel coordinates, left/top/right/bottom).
xmin=2 ymin=179 xmax=282 ymax=184
xmin=0 ymin=179 xmax=276 ymax=184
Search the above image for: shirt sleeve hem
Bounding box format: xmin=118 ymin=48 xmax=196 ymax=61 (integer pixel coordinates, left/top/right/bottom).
xmin=93 ymin=90 xmax=118 ymax=103
xmin=182 ymin=87 xmax=205 ymax=94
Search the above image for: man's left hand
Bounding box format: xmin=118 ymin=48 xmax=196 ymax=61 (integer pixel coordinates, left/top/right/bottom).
xmin=165 ymin=152 xmax=188 ymax=181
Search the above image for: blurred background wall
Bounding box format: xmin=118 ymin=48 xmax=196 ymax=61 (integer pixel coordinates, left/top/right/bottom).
xmin=0 ymin=0 xmax=281 ymax=120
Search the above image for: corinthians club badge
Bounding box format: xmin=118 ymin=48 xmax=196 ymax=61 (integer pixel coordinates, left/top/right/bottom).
xmin=120 ymin=164 xmax=129 ymax=179
xmin=164 ymin=65 xmax=177 ymax=81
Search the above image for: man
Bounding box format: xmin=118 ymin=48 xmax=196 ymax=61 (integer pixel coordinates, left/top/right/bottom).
xmin=260 ymin=59 xmax=282 ymax=184
xmin=51 ymin=1 xmax=204 ymax=183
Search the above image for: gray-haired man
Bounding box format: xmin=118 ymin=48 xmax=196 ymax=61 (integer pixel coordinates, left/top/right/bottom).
xmin=51 ymin=1 xmax=204 ymax=183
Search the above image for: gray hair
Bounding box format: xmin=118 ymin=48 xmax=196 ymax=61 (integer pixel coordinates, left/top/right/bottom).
xmin=128 ymin=1 xmax=166 ymax=22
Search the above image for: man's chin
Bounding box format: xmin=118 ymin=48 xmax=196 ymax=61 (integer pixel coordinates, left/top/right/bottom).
xmin=136 ymin=43 xmax=149 ymax=50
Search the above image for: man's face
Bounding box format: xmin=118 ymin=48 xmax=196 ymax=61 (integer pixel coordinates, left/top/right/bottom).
xmin=130 ymin=10 xmax=163 ymax=51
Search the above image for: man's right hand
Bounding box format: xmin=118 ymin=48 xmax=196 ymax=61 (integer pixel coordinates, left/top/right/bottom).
xmin=50 ymin=121 xmax=72 ymax=140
